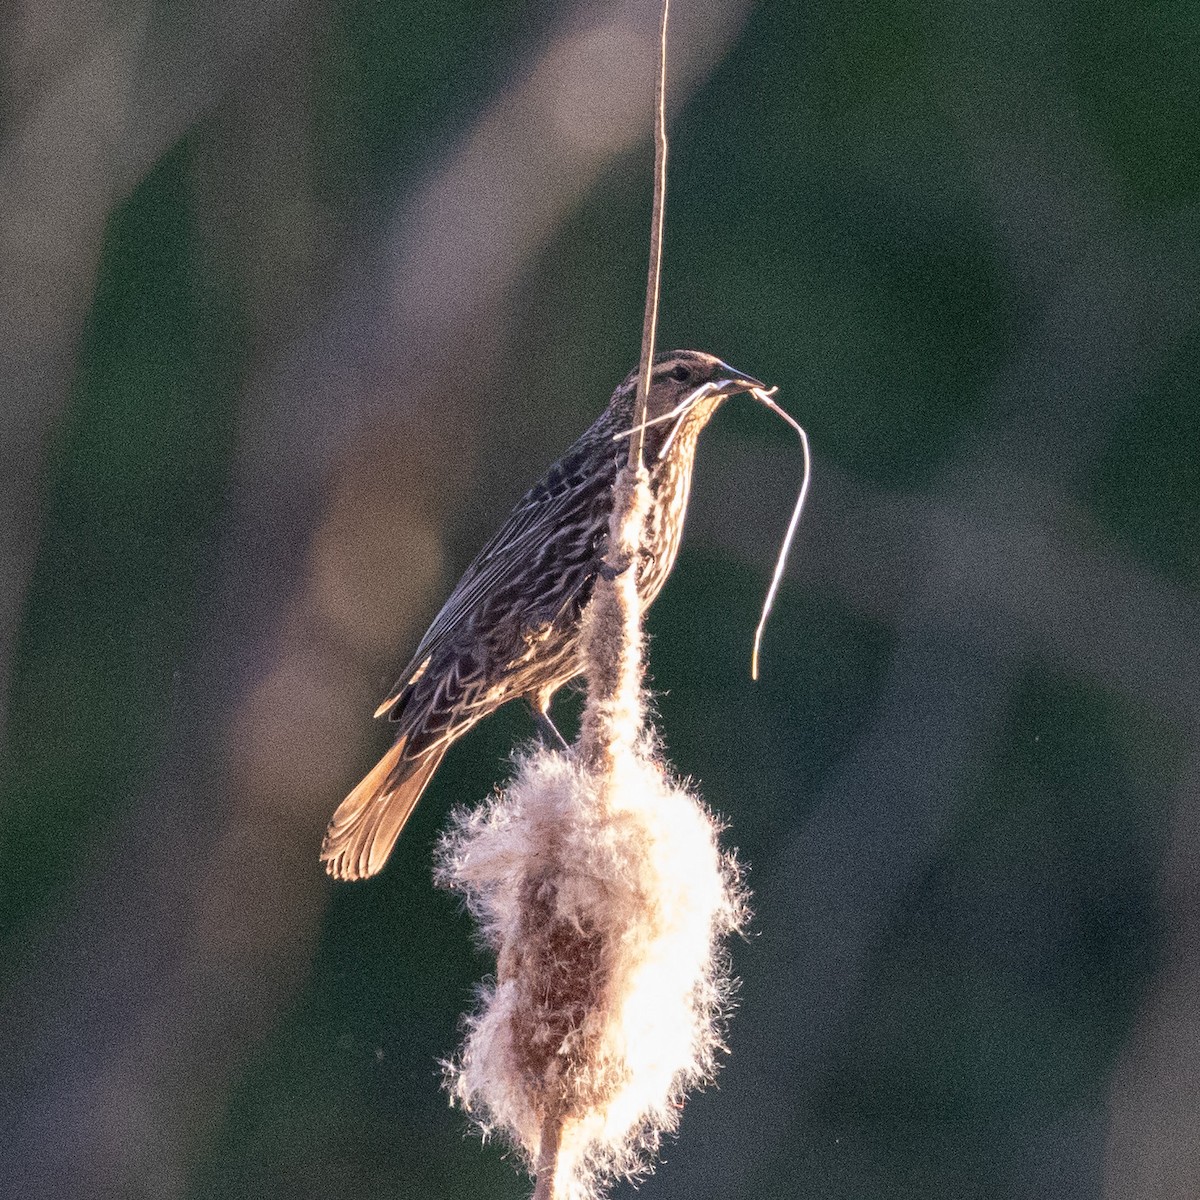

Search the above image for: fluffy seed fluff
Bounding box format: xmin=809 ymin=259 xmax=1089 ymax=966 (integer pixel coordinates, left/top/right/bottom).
xmin=435 ymin=749 xmax=747 ymax=1198
xmin=435 ymin=467 xmax=748 ymax=1199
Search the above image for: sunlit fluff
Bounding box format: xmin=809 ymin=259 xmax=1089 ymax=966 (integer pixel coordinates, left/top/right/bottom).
xmin=436 ymin=748 xmax=746 ymax=1198
xmin=436 ymin=468 xmax=747 ymax=1199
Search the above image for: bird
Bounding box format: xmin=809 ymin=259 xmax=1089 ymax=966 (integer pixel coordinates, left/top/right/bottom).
xmin=321 ymin=349 xmax=766 ymax=881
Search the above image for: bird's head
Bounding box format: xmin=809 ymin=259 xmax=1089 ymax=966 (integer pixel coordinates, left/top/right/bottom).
xmin=612 ymin=349 xmax=766 ymax=462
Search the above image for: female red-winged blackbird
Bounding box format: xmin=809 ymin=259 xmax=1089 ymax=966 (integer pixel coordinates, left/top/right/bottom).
xmin=322 ymin=350 xmax=765 ymax=880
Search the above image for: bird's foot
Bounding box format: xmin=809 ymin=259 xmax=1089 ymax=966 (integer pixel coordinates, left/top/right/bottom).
xmin=532 ymin=706 xmax=570 ymax=751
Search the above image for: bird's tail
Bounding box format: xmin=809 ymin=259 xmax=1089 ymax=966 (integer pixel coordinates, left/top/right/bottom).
xmin=321 ymin=735 xmax=446 ymax=881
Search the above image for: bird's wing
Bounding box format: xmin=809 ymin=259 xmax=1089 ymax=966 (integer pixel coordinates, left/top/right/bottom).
xmin=376 ymin=438 xmax=615 ymax=720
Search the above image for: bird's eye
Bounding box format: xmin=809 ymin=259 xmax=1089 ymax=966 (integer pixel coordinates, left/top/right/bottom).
xmin=670 ymin=363 xmax=691 ymax=382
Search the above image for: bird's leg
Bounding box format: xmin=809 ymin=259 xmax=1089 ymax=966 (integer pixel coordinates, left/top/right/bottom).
xmin=530 ymin=694 xmax=569 ymax=750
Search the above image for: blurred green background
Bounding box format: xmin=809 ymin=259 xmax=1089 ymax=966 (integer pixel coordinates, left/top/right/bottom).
xmin=1 ymin=1 xmax=1197 ymax=1197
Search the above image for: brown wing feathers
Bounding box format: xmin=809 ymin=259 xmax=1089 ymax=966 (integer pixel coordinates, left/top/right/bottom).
xmin=320 ymin=736 xmax=448 ymax=881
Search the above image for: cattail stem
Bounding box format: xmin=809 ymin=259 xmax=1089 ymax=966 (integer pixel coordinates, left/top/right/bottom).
xmin=629 ymin=0 xmax=670 ymax=472
xmin=532 ymin=1114 xmax=564 ymax=1200
xmin=578 ymin=465 xmax=651 ymax=773
xmin=533 ymin=7 xmax=668 ymax=1192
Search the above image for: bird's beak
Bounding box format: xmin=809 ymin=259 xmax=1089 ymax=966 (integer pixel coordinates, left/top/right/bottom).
xmin=711 ymin=363 xmax=767 ymax=398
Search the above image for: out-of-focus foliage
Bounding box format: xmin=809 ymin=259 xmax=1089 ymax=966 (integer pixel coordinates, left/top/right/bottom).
xmin=1 ymin=142 xmax=243 ymax=977
xmin=1 ymin=1 xmax=1196 ymax=1198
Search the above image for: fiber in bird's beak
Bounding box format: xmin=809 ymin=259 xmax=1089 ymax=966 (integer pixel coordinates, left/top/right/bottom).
xmin=611 ymin=368 xmax=762 ymax=452
xmin=654 ymin=378 xmax=748 ymax=460
xmin=611 ymin=377 xmax=813 ymax=681
xmin=746 ymin=386 xmax=811 ymax=681
xmin=711 ymin=366 xmax=767 ymax=396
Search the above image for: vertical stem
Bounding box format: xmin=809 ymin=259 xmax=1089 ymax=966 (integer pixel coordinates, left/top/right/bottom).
xmin=628 ymin=0 xmax=670 ymax=473
xmin=552 ymin=0 xmax=670 ymax=1180
xmin=531 ymin=1113 xmax=564 ymax=1200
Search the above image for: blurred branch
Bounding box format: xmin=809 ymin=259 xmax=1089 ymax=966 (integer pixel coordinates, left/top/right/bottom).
xmin=0 ymin=0 xmax=300 ymax=755
xmin=0 ymin=2 xmax=752 ymax=1196
xmin=0 ymin=4 xmax=149 ymax=759
xmin=1103 ymin=740 xmax=1200 ymax=1200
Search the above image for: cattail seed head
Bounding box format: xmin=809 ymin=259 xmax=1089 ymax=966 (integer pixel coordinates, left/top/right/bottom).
xmin=435 ymin=747 xmax=747 ymax=1198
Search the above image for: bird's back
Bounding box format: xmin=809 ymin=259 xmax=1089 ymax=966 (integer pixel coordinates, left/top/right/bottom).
xmin=379 ymin=408 xmax=625 ymax=754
